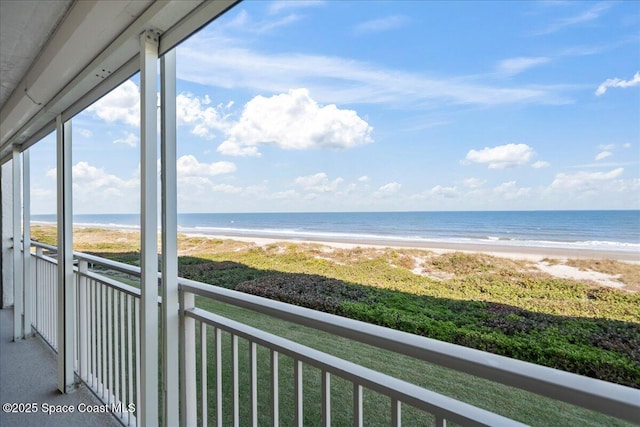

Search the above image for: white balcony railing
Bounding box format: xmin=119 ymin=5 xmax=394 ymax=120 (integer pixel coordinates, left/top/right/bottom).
xmin=28 ymin=241 xmax=640 ymax=426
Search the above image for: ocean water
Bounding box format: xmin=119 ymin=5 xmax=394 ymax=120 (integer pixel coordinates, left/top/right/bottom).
xmin=31 ymin=210 xmax=640 ymax=253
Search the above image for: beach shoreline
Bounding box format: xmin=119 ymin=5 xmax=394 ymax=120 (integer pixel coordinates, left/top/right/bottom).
xmin=32 ymin=221 xmax=639 ymax=262
xmin=31 ymin=223 xmax=640 ymax=290
xmin=180 ymin=229 xmax=640 ymax=263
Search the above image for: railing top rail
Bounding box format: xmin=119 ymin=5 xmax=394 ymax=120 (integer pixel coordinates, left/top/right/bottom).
xmin=75 ymin=251 xmax=141 ymax=277
xmin=187 ymin=307 xmax=527 ymax=427
xmin=31 ymin=240 xmax=142 ymax=277
xmin=179 ymin=278 xmax=640 ymax=424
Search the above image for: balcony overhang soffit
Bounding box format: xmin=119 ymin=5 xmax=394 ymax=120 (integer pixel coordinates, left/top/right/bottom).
xmin=0 ymin=0 xmax=238 ymax=165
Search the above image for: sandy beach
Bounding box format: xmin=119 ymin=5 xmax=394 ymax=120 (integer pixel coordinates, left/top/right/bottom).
xmin=172 ymin=229 xmax=638 ymax=291
xmin=180 ymin=228 xmax=640 ymax=262
xmin=33 ymin=223 xmax=640 ymax=291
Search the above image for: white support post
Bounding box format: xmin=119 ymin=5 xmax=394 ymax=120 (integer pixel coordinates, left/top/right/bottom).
xmin=160 ymin=48 xmax=179 ymax=427
xmin=56 ymin=116 xmax=75 ymax=393
xmin=12 ymin=147 xmax=23 ymax=341
xmin=139 ymin=29 xmax=159 ymax=427
xmin=23 ymin=149 xmax=32 ymax=336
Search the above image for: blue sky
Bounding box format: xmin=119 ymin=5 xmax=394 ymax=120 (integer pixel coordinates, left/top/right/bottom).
xmin=29 ymin=0 xmax=639 ymax=214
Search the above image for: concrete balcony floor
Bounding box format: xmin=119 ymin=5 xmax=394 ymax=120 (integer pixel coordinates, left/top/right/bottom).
xmin=0 ymin=308 xmax=121 ymax=426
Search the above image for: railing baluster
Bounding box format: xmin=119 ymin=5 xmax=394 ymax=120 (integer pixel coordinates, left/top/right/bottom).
xmin=79 ymin=261 xmax=88 ymax=381
xmin=250 ymin=342 xmax=258 ymax=427
xmin=51 ymin=262 xmax=55 ymax=345
xmin=232 ymin=334 xmax=239 ymax=427
xmin=127 ymin=294 xmax=134 ymax=427
xmin=114 ymin=290 xmax=121 ymax=408
xmin=102 ymin=282 xmax=108 ymax=398
xmin=353 ymin=384 xmax=362 ymax=427
xmin=97 ymin=283 xmax=103 ymax=396
xmin=435 ymin=415 xmax=446 ymax=426
xmin=391 ymin=398 xmax=401 ymax=427
xmin=201 ymin=322 xmax=208 ymax=427
xmin=135 ymin=297 xmax=141 ymax=424
xmin=215 ymin=327 xmax=222 ymax=427
xmin=89 ymin=279 xmax=95 ymax=388
xmin=271 ymin=349 xmax=279 ymax=427
xmin=75 ymin=272 xmax=79 ymax=372
xmin=120 ymin=292 xmax=126 ymax=415
xmin=107 ymin=286 xmax=113 ymax=403
xmin=294 ymin=359 xmax=303 ymax=427
xmin=322 ymin=371 xmax=330 ymax=427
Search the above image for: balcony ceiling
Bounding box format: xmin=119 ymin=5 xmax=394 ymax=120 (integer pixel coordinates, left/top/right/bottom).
xmin=0 ymin=0 xmax=238 ymax=164
xmin=0 ymin=0 xmax=73 ymax=110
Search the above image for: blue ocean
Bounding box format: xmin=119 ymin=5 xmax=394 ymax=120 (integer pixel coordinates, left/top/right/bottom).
xmin=31 ymin=210 xmax=640 ymax=253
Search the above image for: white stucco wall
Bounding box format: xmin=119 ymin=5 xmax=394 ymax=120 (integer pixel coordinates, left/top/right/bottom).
xmin=1 ymin=161 xmax=14 ymax=308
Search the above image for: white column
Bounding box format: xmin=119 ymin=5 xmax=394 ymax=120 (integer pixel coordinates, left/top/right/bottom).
xmin=139 ymin=29 xmax=159 ymax=427
xmin=12 ymin=147 xmax=23 ymax=341
xmin=1 ymin=161 xmax=14 ymax=309
xmin=160 ymin=48 xmax=179 ymax=427
xmin=56 ymin=116 xmax=75 ymax=393
xmin=23 ymin=149 xmax=32 ymax=336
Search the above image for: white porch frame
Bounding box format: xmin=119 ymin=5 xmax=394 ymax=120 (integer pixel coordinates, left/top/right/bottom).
xmin=56 ymin=116 xmax=75 ymax=393
xmin=160 ymin=48 xmax=179 ymax=426
xmin=12 ymin=147 xmax=22 ymax=341
xmin=22 ymin=149 xmax=32 ymax=337
xmin=139 ymin=29 xmax=159 ymax=427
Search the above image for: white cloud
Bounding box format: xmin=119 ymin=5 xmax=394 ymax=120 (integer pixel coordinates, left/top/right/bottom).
xmin=595 ymin=71 xmax=640 ymax=96
xmin=429 ymin=185 xmax=459 ymax=198
xmin=532 ymin=160 xmax=550 ymax=169
xmin=534 ymin=2 xmax=612 ymax=35
xmin=623 ymin=143 xmax=632 ymax=148
xmin=176 ymin=155 xmax=236 ymax=177
xmin=210 ymin=183 xmax=242 ymax=194
xmin=597 ymin=144 xmax=616 ymax=150
xmin=218 ymin=89 xmax=373 ymax=157
xmin=463 ymin=178 xmax=486 ymax=188
xmin=71 ymin=162 xmax=137 ymax=189
xmin=375 ymin=182 xmax=401 ymax=197
xmin=77 ymin=128 xmax=93 ymax=138
xmin=354 ymin=15 xmax=409 ymax=35
xmin=113 ymin=131 xmax=138 ymax=147
xmin=46 ymin=161 xmax=139 ymax=213
xmin=86 ymin=80 xmax=140 ymax=126
xmin=177 ymin=34 xmax=567 ymax=107
xmin=269 ymin=0 xmax=325 ymax=15
xmin=465 ymin=143 xmax=535 ymax=169
xmin=294 ymin=172 xmax=344 ymax=192
xmin=595 ymin=151 xmax=612 ymax=161
xmin=270 ymin=190 xmax=299 ymax=200
xmin=551 ymin=168 xmax=624 ymax=191
xmin=357 ymin=175 xmax=370 ymax=182
xmin=176 ymin=93 xmax=230 ymax=139
xmin=229 ymin=10 xmax=302 ymax=34
xmin=493 ymin=181 xmax=531 ymax=199
xmin=497 ymin=57 xmax=550 ymax=76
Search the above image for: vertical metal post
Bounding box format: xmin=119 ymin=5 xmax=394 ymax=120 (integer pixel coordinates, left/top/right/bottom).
xmin=160 ymin=48 xmax=179 ymax=427
xmin=12 ymin=147 xmax=23 ymax=341
xmin=23 ymin=149 xmax=32 ymax=336
xmin=140 ymin=29 xmax=159 ymax=427
xmin=56 ymin=115 xmax=75 ymax=392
